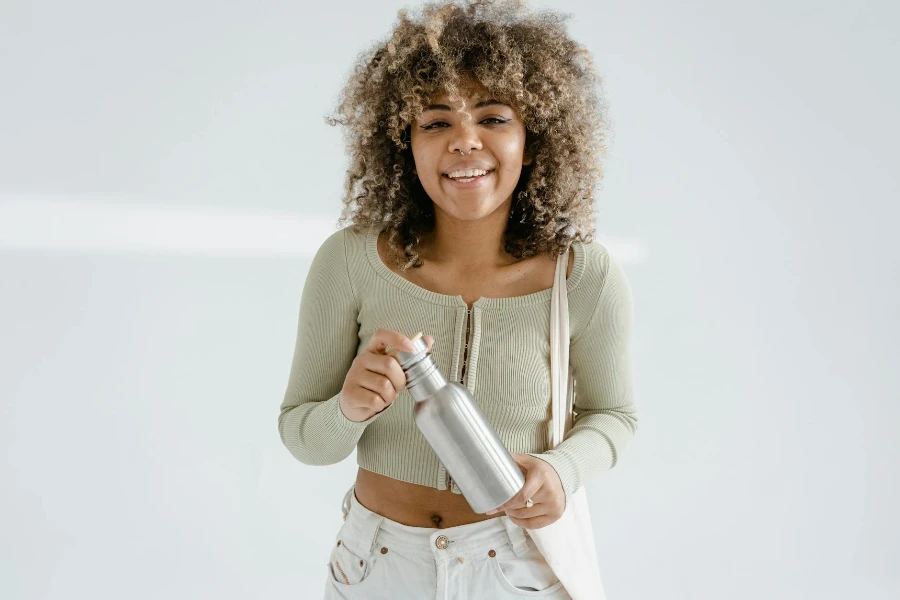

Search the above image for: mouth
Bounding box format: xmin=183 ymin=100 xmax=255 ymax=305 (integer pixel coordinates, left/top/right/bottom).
xmin=442 ymin=169 xmax=495 ymax=185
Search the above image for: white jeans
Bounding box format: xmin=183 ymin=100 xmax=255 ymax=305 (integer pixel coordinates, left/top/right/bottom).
xmin=323 ymin=489 xmax=571 ymax=599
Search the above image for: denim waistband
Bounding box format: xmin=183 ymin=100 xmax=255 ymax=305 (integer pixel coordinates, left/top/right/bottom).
xmin=340 ymin=486 xmax=530 ymax=561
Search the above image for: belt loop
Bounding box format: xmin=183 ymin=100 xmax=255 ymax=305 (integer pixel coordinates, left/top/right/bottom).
xmin=341 ymin=485 xmax=354 ymax=521
xmin=343 ymin=486 xmax=384 ymax=555
xmin=501 ymin=517 xmax=529 ymax=557
xmin=356 ymin=507 xmax=384 ymax=555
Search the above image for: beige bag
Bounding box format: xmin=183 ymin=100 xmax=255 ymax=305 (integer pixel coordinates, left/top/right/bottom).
xmin=526 ymin=251 xmax=608 ymax=600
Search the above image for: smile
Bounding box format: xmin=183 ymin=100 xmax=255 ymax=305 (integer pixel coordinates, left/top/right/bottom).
xmin=442 ymin=169 xmax=494 ymax=186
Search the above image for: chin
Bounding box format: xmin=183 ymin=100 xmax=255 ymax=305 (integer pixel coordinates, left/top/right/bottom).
xmin=441 ymin=198 xmax=507 ymax=222
xmin=447 ymin=207 xmax=496 ymax=222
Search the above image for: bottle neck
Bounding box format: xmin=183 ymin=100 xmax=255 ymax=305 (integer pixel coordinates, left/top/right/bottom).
xmin=403 ymin=355 xmax=448 ymax=401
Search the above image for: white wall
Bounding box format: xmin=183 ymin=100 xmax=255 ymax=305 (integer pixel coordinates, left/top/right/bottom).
xmin=1 ymin=1 xmax=897 ymax=598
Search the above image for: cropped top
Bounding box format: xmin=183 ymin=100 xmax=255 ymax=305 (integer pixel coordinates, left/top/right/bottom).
xmin=277 ymin=225 xmax=637 ymax=496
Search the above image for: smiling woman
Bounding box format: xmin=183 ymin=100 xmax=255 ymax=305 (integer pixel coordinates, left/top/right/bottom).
xmin=326 ymin=0 xmax=608 ymax=270
xmin=279 ymin=2 xmax=636 ymax=599
xmin=411 ymin=83 xmax=532 ymax=223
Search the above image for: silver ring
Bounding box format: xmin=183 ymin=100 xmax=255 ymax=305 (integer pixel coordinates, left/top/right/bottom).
xmin=525 ymin=498 xmax=534 ymax=508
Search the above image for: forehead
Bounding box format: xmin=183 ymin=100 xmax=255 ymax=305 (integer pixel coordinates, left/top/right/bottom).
xmin=428 ymin=82 xmax=487 ymax=103
xmin=425 ymin=77 xmax=502 ymax=106
xmin=423 ymin=84 xmax=513 ymax=113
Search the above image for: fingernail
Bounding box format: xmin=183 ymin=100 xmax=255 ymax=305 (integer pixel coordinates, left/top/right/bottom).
xmin=486 ymin=510 xmax=497 ymax=515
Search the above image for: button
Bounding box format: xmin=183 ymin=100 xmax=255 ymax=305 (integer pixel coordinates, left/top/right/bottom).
xmin=380 ymin=547 xmax=388 ymax=554
xmin=435 ymin=535 xmax=449 ymax=550
xmin=488 ymin=549 xmax=496 ymax=557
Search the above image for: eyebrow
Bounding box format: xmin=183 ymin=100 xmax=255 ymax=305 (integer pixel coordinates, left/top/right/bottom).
xmin=423 ymin=99 xmax=508 ymax=112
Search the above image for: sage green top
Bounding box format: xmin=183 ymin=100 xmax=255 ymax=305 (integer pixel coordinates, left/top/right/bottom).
xmin=277 ymin=225 xmax=637 ymax=497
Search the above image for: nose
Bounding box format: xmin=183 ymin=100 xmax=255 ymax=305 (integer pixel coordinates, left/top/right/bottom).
xmin=448 ymin=118 xmax=483 ymax=155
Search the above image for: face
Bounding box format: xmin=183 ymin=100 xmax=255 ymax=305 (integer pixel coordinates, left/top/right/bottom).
xmin=410 ymin=84 xmax=531 ymax=223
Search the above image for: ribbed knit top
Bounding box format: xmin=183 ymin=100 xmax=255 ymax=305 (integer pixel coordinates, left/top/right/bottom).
xmin=277 ymin=225 xmax=637 ymax=497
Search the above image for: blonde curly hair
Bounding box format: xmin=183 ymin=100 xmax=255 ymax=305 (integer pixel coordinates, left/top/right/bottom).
xmin=328 ymin=0 xmax=608 ymax=269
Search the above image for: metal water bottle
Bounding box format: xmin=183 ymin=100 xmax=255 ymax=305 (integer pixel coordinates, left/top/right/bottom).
xmin=392 ymin=334 xmax=525 ymax=514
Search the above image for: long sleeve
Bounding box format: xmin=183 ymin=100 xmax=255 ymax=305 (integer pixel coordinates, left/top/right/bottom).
xmin=277 ymin=229 xmax=387 ymax=465
xmin=530 ymin=251 xmax=638 ymax=495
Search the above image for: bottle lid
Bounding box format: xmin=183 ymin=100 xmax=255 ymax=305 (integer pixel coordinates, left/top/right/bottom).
xmin=391 ymin=334 xmax=430 ymax=369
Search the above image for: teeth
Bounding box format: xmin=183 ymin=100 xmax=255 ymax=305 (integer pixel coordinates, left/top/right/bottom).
xmin=447 ymin=169 xmax=489 ymax=179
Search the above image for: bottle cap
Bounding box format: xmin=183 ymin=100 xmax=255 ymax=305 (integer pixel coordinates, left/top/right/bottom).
xmin=391 ymin=333 xmax=430 ymax=369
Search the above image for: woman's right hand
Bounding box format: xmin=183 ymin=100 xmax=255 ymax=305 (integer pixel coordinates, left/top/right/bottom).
xmin=339 ymin=329 xmax=433 ymax=423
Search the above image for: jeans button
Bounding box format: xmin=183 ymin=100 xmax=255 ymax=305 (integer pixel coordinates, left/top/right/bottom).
xmin=435 ymin=535 xmax=449 ymax=550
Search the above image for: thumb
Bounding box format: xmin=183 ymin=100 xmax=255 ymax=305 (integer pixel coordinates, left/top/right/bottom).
xmin=510 ymin=452 xmax=533 ymax=472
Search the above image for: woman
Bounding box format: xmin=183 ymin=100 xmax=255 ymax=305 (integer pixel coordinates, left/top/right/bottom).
xmin=278 ymin=1 xmax=637 ymax=598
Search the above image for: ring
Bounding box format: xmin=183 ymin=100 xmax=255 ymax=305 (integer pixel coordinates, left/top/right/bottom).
xmin=525 ymin=498 xmax=534 ymax=508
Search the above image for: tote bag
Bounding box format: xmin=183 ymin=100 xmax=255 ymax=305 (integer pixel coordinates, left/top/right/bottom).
xmin=526 ymin=251 xmax=608 ymax=600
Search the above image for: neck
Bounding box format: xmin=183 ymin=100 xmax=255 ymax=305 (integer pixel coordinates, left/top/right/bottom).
xmin=423 ymin=201 xmax=514 ymax=269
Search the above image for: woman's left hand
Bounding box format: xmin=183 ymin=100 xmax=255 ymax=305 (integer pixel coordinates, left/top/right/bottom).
xmin=486 ymin=453 xmax=565 ymax=529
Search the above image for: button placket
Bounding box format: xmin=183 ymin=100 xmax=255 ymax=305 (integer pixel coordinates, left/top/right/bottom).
xmin=464 ymin=306 xmax=482 ymax=396
xmin=449 ymin=305 xmax=468 ymax=383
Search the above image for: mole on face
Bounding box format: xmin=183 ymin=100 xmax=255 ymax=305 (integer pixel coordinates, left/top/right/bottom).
xmin=431 ymin=514 xmax=443 ymax=529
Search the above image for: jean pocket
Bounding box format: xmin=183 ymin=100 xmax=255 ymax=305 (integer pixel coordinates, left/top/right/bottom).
xmin=328 ymin=539 xmax=373 ymax=586
xmin=488 ymin=540 xmax=565 ymax=597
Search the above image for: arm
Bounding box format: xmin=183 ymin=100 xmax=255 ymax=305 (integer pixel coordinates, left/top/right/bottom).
xmin=277 ymin=229 xmax=384 ymax=465
xmin=530 ymin=251 xmax=638 ymax=496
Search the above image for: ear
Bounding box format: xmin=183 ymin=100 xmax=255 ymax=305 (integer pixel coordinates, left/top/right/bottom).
xmin=522 ymin=151 xmax=533 ymax=167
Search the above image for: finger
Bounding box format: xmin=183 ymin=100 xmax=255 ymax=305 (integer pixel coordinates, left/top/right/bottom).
xmin=507 ymin=514 xmax=556 ymax=530
xmin=345 ymin=387 xmax=389 ymax=413
xmin=488 ymin=477 xmax=543 ymax=515
xmin=424 ymin=335 xmax=435 ymax=351
xmin=492 ymin=454 xmax=542 ymax=511
xmin=510 ymin=452 xmax=534 ymax=471
xmin=360 ymin=353 xmax=406 ymax=392
xmin=496 ymin=481 xmax=543 ymax=513
xmin=356 ymin=370 xmax=398 ymax=399
xmin=385 ymin=331 xmax=426 ymax=359
xmin=365 ymin=329 xmax=415 ymax=355
xmin=504 ymin=503 xmax=547 ymax=520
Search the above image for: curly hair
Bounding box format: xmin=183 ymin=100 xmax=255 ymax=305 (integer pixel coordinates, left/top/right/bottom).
xmin=328 ymin=0 xmax=608 ymax=270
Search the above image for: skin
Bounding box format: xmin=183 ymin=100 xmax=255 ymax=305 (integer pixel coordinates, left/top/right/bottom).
xmin=339 ymin=82 xmax=573 ymax=530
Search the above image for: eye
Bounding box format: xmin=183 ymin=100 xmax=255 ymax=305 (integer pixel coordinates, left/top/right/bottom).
xmin=420 ymin=117 xmax=511 ymax=131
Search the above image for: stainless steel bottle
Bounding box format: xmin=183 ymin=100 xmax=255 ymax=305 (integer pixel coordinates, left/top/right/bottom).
xmin=393 ymin=335 xmax=525 ymax=514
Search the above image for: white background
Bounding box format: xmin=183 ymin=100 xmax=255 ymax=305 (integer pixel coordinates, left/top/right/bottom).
xmin=1 ymin=1 xmax=898 ymax=598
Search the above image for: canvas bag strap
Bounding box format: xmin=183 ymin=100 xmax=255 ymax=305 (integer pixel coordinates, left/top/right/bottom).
xmin=549 ymin=250 xmax=570 ymax=449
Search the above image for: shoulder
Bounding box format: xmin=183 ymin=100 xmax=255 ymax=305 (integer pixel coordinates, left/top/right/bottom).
xmin=303 ymin=226 xmax=373 ymax=307
xmin=573 ymin=239 xmax=611 ymax=289
xmin=305 ymin=224 xmax=385 ymax=302
xmin=570 ymin=239 xmax=633 ymax=342
xmin=576 ymin=239 xmax=630 ymax=288
xmin=312 ymin=224 xmax=378 ymax=264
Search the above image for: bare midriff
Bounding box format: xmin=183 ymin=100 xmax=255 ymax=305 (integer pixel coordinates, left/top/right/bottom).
xmin=354 ymin=467 xmax=500 ymax=529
